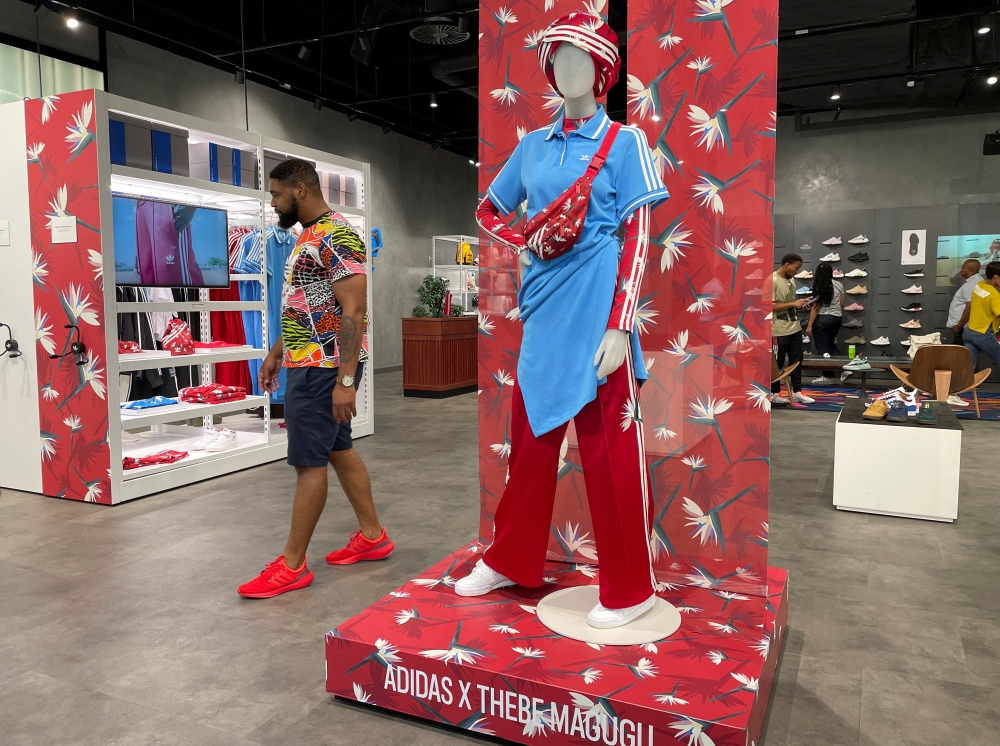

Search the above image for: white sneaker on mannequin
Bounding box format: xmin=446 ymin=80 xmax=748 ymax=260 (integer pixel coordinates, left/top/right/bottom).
xmin=455 ymin=559 xmax=515 ymax=596
xmin=587 ymin=595 xmax=656 ymax=629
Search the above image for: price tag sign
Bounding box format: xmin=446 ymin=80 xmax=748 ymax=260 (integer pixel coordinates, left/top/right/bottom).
xmin=51 ymin=215 xmax=78 ymax=244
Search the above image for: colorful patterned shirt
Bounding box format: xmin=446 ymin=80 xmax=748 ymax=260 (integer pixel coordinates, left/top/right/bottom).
xmin=280 ymin=211 xmax=368 ymax=368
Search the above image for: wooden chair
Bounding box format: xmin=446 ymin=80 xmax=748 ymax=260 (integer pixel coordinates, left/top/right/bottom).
xmin=771 ymin=354 xmax=800 ymax=403
xmin=890 ymin=344 xmax=991 ymax=418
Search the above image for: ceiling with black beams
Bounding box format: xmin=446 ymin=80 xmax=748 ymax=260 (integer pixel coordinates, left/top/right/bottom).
xmin=20 ymin=0 xmax=1000 ymax=157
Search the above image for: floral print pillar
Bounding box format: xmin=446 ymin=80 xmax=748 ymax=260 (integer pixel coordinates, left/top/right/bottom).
xmin=478 ymin=0 xmax=777 ymax=594
xmin=25 ymin=89 xmax=110 ymax=503
xmin=626 ymin=0 xmax=777 ymax=593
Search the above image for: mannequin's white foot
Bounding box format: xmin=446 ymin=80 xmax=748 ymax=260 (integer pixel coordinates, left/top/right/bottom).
xmin=587 ymin=594 xmax=657 ymax=629
xmin=454 ymin=559 xmax=515 ymax=597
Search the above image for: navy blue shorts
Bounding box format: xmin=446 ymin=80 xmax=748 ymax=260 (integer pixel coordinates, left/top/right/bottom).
xmin=284 ymin=364 xmax=363 ymax=467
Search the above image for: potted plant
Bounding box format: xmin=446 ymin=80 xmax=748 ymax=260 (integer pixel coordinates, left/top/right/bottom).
xmin=402 ymin=275 xmax=477 ymax=397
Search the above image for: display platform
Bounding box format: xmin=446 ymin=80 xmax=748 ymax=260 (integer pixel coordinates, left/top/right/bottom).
xmin=327 ymin=544 xmax=789 ymax=746
xmin=833 ymin=397 xmax=961 ymax=521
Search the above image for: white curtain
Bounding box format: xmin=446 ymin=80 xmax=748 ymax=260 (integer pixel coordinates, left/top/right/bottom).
xmin=0 ymin=42 xmax=103 ymax=105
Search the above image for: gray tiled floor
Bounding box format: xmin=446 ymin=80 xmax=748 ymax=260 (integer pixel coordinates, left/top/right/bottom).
xmin=1 ymin=373 xmax=998 ymax=745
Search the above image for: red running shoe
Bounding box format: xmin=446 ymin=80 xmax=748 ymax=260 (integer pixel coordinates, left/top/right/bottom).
xmin=326 ymin=527 xmax=395 ymax=565
xmin=237 ymin=556 xmax=314 ymax=598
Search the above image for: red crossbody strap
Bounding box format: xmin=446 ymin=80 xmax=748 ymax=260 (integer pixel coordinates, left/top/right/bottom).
xmin=584 ymin=121 xmax=622 ymax=179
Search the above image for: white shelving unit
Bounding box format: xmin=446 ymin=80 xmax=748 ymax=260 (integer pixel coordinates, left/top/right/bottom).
xmin=432 ymin=235 xmax=479 ymax=316
xmin=0 ymin=89 xmax=376 ymax=505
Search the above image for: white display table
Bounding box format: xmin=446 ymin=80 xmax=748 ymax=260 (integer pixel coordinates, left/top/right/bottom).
xmin=833 ymin=397 xmax=961 ymax=522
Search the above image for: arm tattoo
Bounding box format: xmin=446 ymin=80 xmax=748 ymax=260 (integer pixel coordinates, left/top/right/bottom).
xmin=339 ymin=315 xmax=361 ymax=365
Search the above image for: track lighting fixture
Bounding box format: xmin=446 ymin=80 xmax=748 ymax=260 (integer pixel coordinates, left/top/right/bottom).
xmin=313 ymin=97 xmax=323 ymax=110
xmin=235 ymin=68 xmax=245 ymax=84
xmin=430 ymin=93 xmax=439 ymax=108
xmin=298 ymin=44 xmax=311 ymax=61
xmin=431 ymin=141 xmax=441 ymax=151
xmin=989 ymin=72 xmax=998 ymax=85
xmin=457 ymin=16 xmax=469 ymax=34
xmin=65 ymin=17 xmax=79 ymax=29
xmin=830 ymin=85 xmax=841 ymax=100
xmin=347 ymin=110 xmax=359 ymax=122
xmin=382 ymin=124 xmax=392 ymax=134
xmin=978 ymin=15 xmax=992 ymax=34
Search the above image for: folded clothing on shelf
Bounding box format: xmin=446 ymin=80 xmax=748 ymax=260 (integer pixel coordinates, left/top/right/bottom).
xmin=192 ymin=341 xmax=250 ymax=349
xmin=122 ymin=450 xmax=189 ymax=470
xmin=118 ymin=340 xmax=142 ymax=354
xmin=121 ymin=396 xmax=182 ymax=412
xmin=179 ymin=383 xmax=247 ymax=404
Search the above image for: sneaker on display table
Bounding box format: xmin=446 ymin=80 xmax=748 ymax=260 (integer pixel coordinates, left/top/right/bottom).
xmin=848 ymin=234 xmax=869 ymax=245
xmin=887 ymin=400 xmax=909 ymax=422
xmin=846 ymin=285 xmax=868 ymax=295
xmin=917 ymin=401 xmax=938 ymax=425
xmin=206 ymin=429 xmax=238 ymax=452
xmin=822 ymin=236 xmax=843 ymax=245
xmin=845 ymin=268 xmax=868 ymax=278
xmin=794 ymin=269 xmax=813 ymax=279
xmin=863 ymin=400 xmax=889 ymax=420
xmin=902 ymin=284 xmax=923 ymax=294
xmin=843 ymin=356 xmax=871 ymax=370
xmin=871 ymin=336 xmax=890 ymax=345
xmin=844 ymin=302 xmax=865 ymax=312
xmin=903 ymin=268 xmax=924 ymax=278
xmin=847 ymin=251 xmax=869 ymax=263
xmin=820 ymin=251 xmax=841 ymax=262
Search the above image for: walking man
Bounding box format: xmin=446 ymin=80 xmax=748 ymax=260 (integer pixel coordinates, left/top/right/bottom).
xmin=771 ymin=253 xmax=814 ymax=405
xmin=238 ymin=159 xmax=393 ymax=599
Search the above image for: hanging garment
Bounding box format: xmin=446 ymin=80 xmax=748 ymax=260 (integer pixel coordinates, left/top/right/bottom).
xmin=233 ymin=230 xmax=264 ymax=394
xmin=265 ymin=226 xmax=297 ymax=403
xmin=210 ymin=279 xmax=252 ymax=390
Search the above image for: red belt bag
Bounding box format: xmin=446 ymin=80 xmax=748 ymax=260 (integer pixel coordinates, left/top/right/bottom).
xmin=524 ymin=121 xmax=622 ymax=260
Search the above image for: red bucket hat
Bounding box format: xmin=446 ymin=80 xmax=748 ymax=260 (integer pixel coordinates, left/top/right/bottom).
xmin=537 ymin=13 xmax=621 ymax=98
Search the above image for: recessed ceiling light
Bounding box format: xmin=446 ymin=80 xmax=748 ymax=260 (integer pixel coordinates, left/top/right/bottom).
xmin=65 ymin=17 xmax=79 ymax=28
xmin=830 ymin=85 xmax=841 ymax=100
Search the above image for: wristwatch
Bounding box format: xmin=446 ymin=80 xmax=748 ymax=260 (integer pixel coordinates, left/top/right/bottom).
xmin=337 ymin=374 xmax=355 ymax=387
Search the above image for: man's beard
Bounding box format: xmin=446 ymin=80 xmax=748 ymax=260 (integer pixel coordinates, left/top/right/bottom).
xmin=275 ymin=196 xmax=300 ymax=229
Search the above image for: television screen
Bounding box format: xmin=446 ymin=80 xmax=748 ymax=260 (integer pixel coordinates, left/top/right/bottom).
xmin=112 ymin=195 xmax=230 ymax=288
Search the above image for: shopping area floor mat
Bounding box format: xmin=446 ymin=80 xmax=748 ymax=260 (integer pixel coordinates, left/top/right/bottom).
xmin=773 ymin=386 xmax=1000 ymax=420
xmin=327 ymin=543 xmax=789 ymax=746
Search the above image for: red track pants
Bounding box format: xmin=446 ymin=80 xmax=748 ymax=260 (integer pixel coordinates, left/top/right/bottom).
xmin=483 ymin=349 xmax=656 ymax=609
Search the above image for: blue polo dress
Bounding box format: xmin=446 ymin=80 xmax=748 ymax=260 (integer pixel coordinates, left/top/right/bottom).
xmin=486 ymin=107 xmax=669 ymax=436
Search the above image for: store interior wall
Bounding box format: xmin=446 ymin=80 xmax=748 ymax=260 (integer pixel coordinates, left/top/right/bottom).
xmin=776 ymin=111 xmax=1000 ymax=215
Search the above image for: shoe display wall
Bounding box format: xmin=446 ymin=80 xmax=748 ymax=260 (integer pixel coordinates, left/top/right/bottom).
xmin=774 ymin=211 xmax=961 ymax=359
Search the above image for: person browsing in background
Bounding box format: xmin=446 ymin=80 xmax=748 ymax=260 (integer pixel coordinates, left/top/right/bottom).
xmin=804 ymin=262 xmax=845 ymax=385
xmin=948 ymin=259 xmax=982 ymax=345
xmin=771 ymin=253 xmax=814 ymax=405
xmin=237 ymin=158 xmax=393 ymax=600
xmin=962 ymin=261 xmax=1000 ymax=371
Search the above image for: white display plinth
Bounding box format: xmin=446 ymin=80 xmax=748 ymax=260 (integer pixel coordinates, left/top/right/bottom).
xmin=536 ymin=586 xmax=682 ymax=645
xmin=833 ymin=398 xmax=961 ymax=522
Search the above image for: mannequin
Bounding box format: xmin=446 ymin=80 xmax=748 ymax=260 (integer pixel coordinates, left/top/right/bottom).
xmin=461 ymin=13 xmax=668 ymax=629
